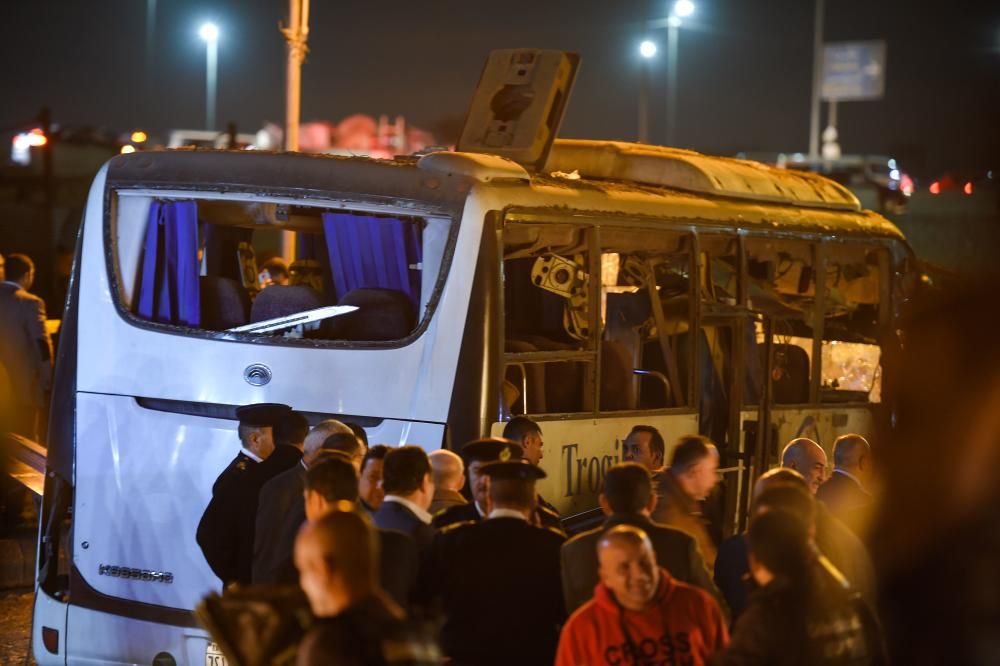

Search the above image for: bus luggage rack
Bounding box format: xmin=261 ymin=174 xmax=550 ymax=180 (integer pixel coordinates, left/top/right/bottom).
xmin=1 ymin=432 xmax=46 ymax=496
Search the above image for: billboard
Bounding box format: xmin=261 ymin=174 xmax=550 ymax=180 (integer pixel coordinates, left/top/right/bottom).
xmin=821 ymin=40 xmax=886 ymax=101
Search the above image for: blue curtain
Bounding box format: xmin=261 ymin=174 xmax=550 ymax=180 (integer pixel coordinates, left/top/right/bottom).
xmin=322 ymin=213 xmax=422 ymax=309
xmin=137 ymin=200 xmax=201 ymax=327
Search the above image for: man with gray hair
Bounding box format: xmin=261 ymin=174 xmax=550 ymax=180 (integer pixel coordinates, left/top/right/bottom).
xmin=428 ymin=449 xmax=467 ymax=515
xmin=252 ymin=418 xmax=353 ymax=583
xmin=781 ymin=437 xmax=828 ymax=495
xmin=817 ymin=434 xmax=873 ymax=534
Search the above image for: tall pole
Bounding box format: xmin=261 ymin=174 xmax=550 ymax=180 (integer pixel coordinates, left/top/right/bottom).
xmin=808 ymin=0 xmax=825 ymax=159
xmin=638 ymin=59 xmax=650 ymax=143
xmin=666 ymin=22 xmax=679 ymax=147
xmin=145 ymin=0 xmax=156 ymax=124
xmin=205 ymin=38 xmax=217 ymax=130
xmin=283 ymin=0 xmax=310 ymax=153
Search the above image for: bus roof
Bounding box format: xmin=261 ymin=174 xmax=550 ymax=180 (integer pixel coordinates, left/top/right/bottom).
xmin=107 ymin=146 xmax=905 ymax=243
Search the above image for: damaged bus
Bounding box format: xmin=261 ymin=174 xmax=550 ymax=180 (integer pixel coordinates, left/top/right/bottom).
xmin=33 ymin=49 xmax=915 ymax=664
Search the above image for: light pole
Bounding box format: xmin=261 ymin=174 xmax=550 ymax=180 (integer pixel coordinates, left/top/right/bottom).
xmin=665 ymin=0 xmax=694 ymax=147
xmin=199 ymin=22 xmax=219 ymax=131
xmin=638 ymin=39 xmax=657 ymax=143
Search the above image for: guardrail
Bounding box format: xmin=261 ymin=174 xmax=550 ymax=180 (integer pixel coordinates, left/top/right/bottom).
xmin=2 ymin=433 xmax=45 ymax=496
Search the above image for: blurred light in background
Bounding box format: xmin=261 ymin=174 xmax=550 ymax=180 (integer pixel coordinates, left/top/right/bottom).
xmin=640 ymin=40 xmax=658 ymax=58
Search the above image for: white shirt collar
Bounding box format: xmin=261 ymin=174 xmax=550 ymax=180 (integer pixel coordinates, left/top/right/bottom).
xmin=833 ymin=468 xmax=865 ymax=488
xmin=1 ymin=281 xmax=22 ymax=289
xmin=488 ymin=508 xmax=529 ymax=521
xmin=383 ymin=495 xmax=433 ymax=524
xmin=240 ymin=447 xmax=263 ymax=463
xmin=474 ymin=501 xmax=486 ymax=518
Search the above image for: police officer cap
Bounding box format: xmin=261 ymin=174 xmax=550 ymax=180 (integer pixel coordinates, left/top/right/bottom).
xmin=480 ymin=459 xmax=547 ymax=481
xmin=461 ymin=437 xmax=523 ymax=464
xmin=235 ymin=402 xmax=292 ymax=428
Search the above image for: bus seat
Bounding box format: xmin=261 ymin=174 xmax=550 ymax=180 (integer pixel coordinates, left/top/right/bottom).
xmin=334 ymin=288 xmax=416 ymax=341
xmin=250 ymin=284 xmax=323 ymax=323
xmin=601 ymin=340 xmax=636 ymax=411
xmin=199 ymin=276 xmax=251 ymax=330
xmin=767 ymin=343 xmax=810 ymax=404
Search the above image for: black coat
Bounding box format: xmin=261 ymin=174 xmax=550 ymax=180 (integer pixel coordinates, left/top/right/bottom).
xmin=252 ymin=461 xmax=307 ymax=585
xmin=431 ymin=496 xmax=565 ymax=535
xmin=378 ymin=529 xmax=420 ymax=609
xmin=372 ymin=499 xmax=436 ymax=549
xmin=197 ymin=449 xmax=294 ymax=586
xmin=560 ymin=513 xmax=725 ymax=615
xmin=717 ymin=564 xmax=887 ymax=665
xmin=416 ymin=516 xmax=566 ymax=666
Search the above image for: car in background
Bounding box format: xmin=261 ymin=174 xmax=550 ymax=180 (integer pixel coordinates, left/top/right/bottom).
xmin=737 ymin=152 xmax=914 ymax=216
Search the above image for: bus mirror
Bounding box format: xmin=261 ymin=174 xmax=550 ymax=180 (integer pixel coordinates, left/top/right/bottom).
xmin=458 ymin=49 xmax=580 ymax=171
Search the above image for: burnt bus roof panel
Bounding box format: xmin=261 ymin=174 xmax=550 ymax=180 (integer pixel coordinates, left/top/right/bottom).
xmin=105 ymin=149 xmax=472 ymax=213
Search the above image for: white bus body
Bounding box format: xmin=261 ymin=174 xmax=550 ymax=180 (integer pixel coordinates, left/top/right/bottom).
xmin=34 ymin=142 xmax=912 ymax=664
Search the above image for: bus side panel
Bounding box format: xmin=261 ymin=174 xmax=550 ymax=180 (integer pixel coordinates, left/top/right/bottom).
xmin=769 ymin=405 xmax=875 ymax=461
xmin=66 ymin=605 xmax=210 ymax=666
xmin=32 ymin=588 xmax=68 ymax=665
xmin=73 ymin=392 xmax=230 ymax=609
xmin=491 ymin=413 xmax=699 ymax=517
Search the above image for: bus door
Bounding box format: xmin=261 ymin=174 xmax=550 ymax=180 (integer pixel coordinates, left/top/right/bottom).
xmin=496 ymin=217 xmax=700 ymax=525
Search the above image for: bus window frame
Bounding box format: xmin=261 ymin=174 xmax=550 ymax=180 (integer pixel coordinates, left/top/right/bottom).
xmin=103 ymin=187 xmax=463 ymax=351
xmin=500 ymin=209 xmax=700 ymax=421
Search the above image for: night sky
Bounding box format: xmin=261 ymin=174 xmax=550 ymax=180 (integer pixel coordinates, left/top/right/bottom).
xmin=2 ymin=0 xmax=997 ymax=178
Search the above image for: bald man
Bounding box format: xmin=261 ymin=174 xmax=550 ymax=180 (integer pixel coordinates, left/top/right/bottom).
xmin=428 ymin=449 xmax=467 ymax=515
xmin=781 ymin=438 xmax=828 ymax=495
xmin=556 ymin=525 xmax=728 ymax=666
xmin=817 ymin=434 xmax=873 ymax=533
xmin=294 ymin=509 xmax=439 ymax=665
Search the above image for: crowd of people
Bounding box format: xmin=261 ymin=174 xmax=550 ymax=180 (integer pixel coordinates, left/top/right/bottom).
xmin=196 ymin=402 xmax=886 ymax=665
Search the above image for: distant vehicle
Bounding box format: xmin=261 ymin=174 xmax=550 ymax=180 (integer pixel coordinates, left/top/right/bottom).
xmin=166 ymin=129 xmax=258 ymax=150
xmin=737 ymin=152 xmax=914 ymax=216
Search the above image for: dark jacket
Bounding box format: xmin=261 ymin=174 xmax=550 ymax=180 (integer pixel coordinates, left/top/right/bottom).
xmin=561 ymin=513 xmax=725 ymax=615
xmin=296 ymin=593 xmax=440 ymax=666
xmin=252 ymin=461 xmax=307 ymax=584
xmin=372 ymin=499 xmax=435 ymax=549
xmin=713 ymin=505 xmax=876 ymax=621
xmin=198 ymin=450 xmax=289 ymax=586
xmin=432 ymin=497 xmax=565 ymax=535
xmin=429 ymin=488 xmax=467 ymax=516
xmin=817 ymin=470 xmax=872 ymax=536
xmin=651 ymin=469 xmax=719 ymax=569
xmin=378 ymin=529 xmax=420 ymax=609
xmin=417 ymin=516 xmax=566 ymax=666
xmin=717 ymin=562 xmax=887 ymax=665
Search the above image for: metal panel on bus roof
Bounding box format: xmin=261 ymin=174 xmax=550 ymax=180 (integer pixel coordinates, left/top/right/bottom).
xmin=545 ymin=139 xmax=862 ymax=212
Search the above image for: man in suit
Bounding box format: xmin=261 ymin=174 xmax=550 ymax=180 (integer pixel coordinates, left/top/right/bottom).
xmin=303 ymin=455 xmax=419 ymax=609
xmin=503 ymin=416 xmax=564 ymax=529
xmin=561 ymin=462 xmax=725 ymax=614
xmin=372 ymin=446 xmax=436 ymax=548
xmin=817 ymin=433 xmax=873 ymax=535
xmin=251 ymin=418 xmax=353 ymax=584
xmin=196 ymin=402 xmax=291 ymax=586
xmin=417 ymin=460 xmax=565 ymax=666
xmin=651 ymin=435 xmax=721 ymax=569
xmin=432 ymin=438 xmax=522 ymax=529
xmin=621 ymin=424 xmax=666 ymax=473
xmin=428 ymin=449 xmax=467 ymax=515
xmin=0 ymin=253 xmax=53 ymax=441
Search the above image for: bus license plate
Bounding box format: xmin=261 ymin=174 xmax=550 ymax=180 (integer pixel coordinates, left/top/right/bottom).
xmin=206 ymin=642 xmax=228 ymax=666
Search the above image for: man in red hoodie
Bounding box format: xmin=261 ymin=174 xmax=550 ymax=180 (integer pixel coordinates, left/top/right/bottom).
xmin=556 ymin=525 xmax=728 ymax=666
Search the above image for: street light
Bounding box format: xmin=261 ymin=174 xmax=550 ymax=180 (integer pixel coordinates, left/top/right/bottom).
xmin=199 ymin=22 xmax=219 ymax=131
xmin=673 ymin=0 xmax=695 ymax=18
xmin=638 ymin=40 xmax=657 ymax=142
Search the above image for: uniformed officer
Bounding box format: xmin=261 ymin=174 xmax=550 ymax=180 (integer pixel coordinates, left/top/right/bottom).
xmin=417 ymin=460 xmax=566 ymax=666
xmin=503 ymin=416 xmax=564 ymax=529
xmin=196 ymin=402 xmax=291 ymax=587
xmin=431 ymin=438 xmax=520 ymax=528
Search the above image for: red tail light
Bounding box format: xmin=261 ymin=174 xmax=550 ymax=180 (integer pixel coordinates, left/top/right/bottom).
xmin=42 ymin=626 xmax=59 ymax=654
xmin=929 ymin=181 xmax=941 ymax=195
xmin=964 ymin=181 xmax=973 ymax=195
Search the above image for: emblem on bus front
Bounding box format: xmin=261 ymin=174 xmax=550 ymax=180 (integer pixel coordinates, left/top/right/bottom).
xmin=244 ymin=364 xmax=272 ymax=386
